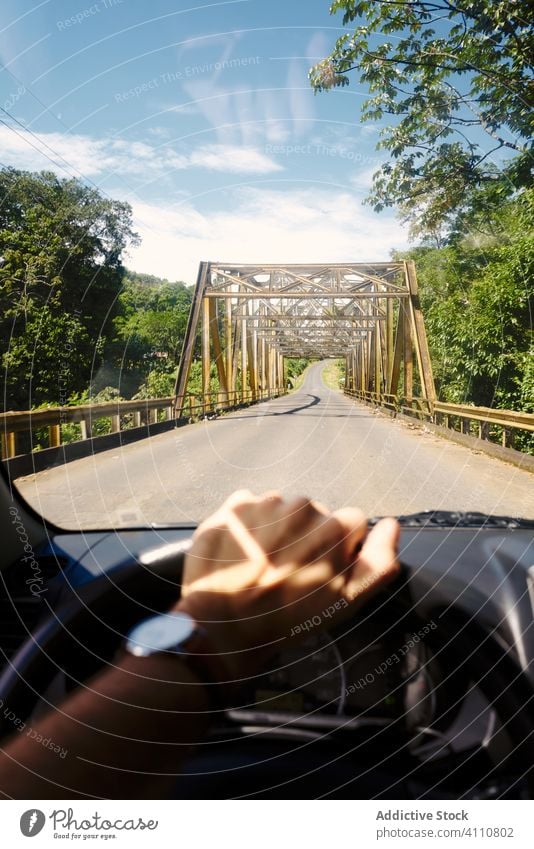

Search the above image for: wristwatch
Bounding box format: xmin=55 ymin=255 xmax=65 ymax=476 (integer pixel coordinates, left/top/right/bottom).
xmin=124 ymin=611 xmax=232 ymax=710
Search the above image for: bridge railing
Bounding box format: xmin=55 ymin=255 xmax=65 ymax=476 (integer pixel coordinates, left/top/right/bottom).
xmin=0 ymin=389 xmax=282 ymax=460
xmin=344 ymin=389 xmax=534 ymax=450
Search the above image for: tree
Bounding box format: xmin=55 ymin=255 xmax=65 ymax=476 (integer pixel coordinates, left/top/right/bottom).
xmin=310 ymin=1 xmax=533 ymax=236
xmin=103 ymin=275 xmax=193 ymax=400
xmin=396 ymin=187 xmax=533 ymax=421
xmin=0 ymin=168 xmax=138 ymax=409
xmin=114 ymin=279 xmax=192 ymax=366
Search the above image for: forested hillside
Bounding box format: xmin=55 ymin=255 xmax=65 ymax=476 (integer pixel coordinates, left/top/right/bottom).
xmin=399 ymin=188 xmax=533 ymax=413
xmin=0 ymin=168 xmax=192 ymax=412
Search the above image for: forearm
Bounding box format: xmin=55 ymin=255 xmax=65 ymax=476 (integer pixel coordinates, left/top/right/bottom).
xmin=0 ymin=492 xmax=399 ymax=800
xmin=0 ymin=653 xmax=212 ymax=799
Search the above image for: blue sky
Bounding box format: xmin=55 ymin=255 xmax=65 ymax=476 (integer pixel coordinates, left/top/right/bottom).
xmin=0 ymin=0 xmax=410 ymax=282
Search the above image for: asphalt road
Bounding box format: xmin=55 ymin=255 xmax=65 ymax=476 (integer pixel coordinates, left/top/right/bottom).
xmin=16 ymin=361 xmax=534 ymax=529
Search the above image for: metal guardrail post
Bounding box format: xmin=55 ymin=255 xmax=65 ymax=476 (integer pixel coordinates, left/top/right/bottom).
xmin=48 ymin=425 xmax=61 ymax=448
xmin=1 ymin=431 xmax=16 ymax=460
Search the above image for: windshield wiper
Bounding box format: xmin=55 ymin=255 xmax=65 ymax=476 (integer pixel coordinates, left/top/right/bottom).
xmin=381 ymin=511 xmax=534 ymax=529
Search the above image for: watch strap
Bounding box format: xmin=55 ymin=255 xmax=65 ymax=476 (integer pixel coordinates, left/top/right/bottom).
xmin=174 ymin=627 xmax=238 ymax=711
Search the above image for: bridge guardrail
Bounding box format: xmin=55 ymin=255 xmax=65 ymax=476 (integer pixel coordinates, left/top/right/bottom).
xmin=3 ymin=387 xmax=531 ymax=462
xmin=344 ymin=389 xmax=534 ymax=450
xmin=0 ymin=389 xmax=283 ymax=460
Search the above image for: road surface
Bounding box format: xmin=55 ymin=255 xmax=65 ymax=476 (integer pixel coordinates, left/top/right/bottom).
xmin=16 ymin=362 xmax=534 ymax=529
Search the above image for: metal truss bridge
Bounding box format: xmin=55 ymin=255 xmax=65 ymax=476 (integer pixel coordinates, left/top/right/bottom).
xmin=173 ymin=260 xmax=436 ymax=413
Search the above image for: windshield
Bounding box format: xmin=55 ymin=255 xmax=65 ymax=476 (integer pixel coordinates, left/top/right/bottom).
xmin=1 ymin=1 xmax=532 ymax=529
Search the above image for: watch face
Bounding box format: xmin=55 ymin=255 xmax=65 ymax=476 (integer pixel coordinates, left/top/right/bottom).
xmin=126 ymin=612 xmax=195 ymax=657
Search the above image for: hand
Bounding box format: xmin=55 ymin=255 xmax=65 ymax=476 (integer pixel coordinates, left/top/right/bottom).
xmin=174 ymin=490 xmax=400 ymax=683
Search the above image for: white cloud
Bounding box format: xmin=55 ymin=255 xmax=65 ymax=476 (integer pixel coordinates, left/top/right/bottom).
xmin=188 ymin=144 xmax=282 ymax=174
xmin=0 ymin=126 xmax=281 ymax=178
xmin=126 ymin=187 xmax=409 ymax=283
xmin=349 ymin=166 xmax=382 ymax=191
xmin=0 ymin=125 xmax=406 ymax=286
xmin=147 ymin=126 xmax=172 ymax=140
xmin=176 ymin=74 xmax=311 ymax=147
xmin=361 ymin=124 xmax=380 ymax=136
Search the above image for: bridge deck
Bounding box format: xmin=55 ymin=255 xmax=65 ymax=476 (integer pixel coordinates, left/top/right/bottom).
xmin=15 ymin=362 xmax=534 ymax=529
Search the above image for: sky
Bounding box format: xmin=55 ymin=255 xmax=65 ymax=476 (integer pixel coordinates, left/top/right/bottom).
xmin=0 ymin=0 xmax=410 ymax=283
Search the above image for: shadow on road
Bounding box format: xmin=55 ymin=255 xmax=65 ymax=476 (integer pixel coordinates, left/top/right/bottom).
xmin=218 ymin=393 xmax=374 ymax=420
xmin=271 ymin=393 xmax=321 ymax=415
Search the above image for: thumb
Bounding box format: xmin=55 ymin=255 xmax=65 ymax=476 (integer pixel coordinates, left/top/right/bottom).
xmin=344 ymin=517 xmax=400 ymax=605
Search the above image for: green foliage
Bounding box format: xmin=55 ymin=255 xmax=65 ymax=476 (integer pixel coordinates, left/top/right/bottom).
xmin=123 ymin=270 xmax=175 ymax=288
xmin=113 ymin=277 xmax=192 ymax=373
xmin=396 ymin=188 xmax=533 ymax=448
xmin=310 ymin=1 xmax=533 ymax=236
xmin=321 ymin=359 xmax=345 ymax=390
xmin=285 ymin=358 xmax=311 ymax=386
xmin=0 ymin=167 xmax=138 ymax=410
xmin=0 ymin=166 xmax=195 ymax=411
xmin=3 ymin=307 xmax=94 ymax=408
xmin=133 ymin=369 xmax=177 ymax=400
xmin=185 ymin=360 xmax=220 ymax=397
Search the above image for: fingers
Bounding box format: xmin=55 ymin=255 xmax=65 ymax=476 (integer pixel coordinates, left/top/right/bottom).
xmin=197 ymin=492 xmax=370 ymax=576
xmin=259 ymin=496 xmax=335 ymax=566
xmin=225 ymin=489 xmax=282 ymax=508
xmin=331 ymin=506 xmax=368 ymax=561
xmin=258 ymin=499 xmax=365 ymax=577
xmin=194 ymin=489 xmax=257 ymax=532
xmin=189 ymin=490 xmax=286 ymax=573
xmin=206 ymin=490 xmax=283 ymax=528
xmin=344 ymin=517 xmax=400 ymax=604
xmin=192 ymin=492 xmax=395 ymax=605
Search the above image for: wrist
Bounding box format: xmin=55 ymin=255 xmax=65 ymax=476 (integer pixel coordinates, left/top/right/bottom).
xmin=124 ymin=607 xmax=243 ymax=710
xmin=173 ymin=597 xmax=272 ymax=684
xmin=115 ymin=649 xmax=212 ymax=712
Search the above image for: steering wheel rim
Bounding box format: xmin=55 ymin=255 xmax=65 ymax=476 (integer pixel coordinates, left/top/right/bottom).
xmin=0 ymin=540 xmax=190 ymax=734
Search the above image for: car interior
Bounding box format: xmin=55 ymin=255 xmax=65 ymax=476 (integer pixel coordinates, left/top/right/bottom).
xmin=1 ymin=462 xmax=533 ymax=799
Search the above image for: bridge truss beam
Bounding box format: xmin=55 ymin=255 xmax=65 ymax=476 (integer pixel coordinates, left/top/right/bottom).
xmin=173 ymin=261 xmax=436 ymax=414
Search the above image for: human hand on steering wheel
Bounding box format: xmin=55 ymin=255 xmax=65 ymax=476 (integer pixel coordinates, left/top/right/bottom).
xmin=175 ymin=490 xmax=400 ymax=680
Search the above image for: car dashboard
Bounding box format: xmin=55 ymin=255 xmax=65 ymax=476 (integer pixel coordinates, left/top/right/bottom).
xmin=1 ymin=518 xmax=533 ymax=798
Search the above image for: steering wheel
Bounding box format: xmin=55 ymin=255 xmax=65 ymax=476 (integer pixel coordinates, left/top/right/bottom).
xmin=0 ymin=540 xmax=191 ymax=734
xmin=1 ymin=539 xmax=533 ymax=799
